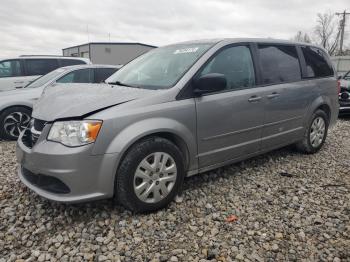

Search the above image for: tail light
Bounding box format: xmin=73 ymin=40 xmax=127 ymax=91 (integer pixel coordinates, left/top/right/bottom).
xmin=337 ymin=80 xmax=341 ymax=94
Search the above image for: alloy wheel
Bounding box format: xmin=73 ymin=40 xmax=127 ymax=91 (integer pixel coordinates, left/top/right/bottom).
xmin=3 ymin=112 xmax=31 ymax=138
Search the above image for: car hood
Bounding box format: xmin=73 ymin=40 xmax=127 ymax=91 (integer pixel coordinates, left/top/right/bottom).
xmin=32 ymin=83 xmax=159 ymax=121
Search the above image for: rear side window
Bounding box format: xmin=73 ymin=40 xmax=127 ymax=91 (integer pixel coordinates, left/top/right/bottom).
xmin=56 ymin=68 xmax=94 ymax=83
xmin=26 ymin=59 xmax=58 ymax=76
xmin=301 ymin=47 xmax=334 ymax=78
xmin=60 ymin=59 xmax=86 ymax=67
xmin=199 ymin=45 xmax=255 ymax=90
xmin=94 ymin=68 xmax=118 ymax=83
xmin=0 ymin=60 xmax=22 ymax=77
xmin=258 ymin=45 xmax=301 ymax=85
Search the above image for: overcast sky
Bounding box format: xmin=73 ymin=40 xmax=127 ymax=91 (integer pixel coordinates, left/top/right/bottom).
xmin=0 ymin=0 xmax=349 ymax=58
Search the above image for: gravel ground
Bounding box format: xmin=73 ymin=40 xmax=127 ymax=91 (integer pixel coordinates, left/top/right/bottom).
xmin=0 ymin=119 xmax=349 ymax=262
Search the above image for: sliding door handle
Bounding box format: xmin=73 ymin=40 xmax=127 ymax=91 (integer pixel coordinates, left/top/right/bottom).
xmin=248 ymin=96 xmax=262 ymax=102
xmin=267 ymin=93 xmax=280 ymax=99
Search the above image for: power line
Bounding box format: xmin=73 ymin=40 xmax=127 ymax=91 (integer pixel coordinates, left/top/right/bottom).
xmin=335 ymin=10 xmax=350 ymax=55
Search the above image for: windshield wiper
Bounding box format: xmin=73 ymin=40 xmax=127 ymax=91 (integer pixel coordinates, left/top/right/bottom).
xmin=107 ymin=81 xmax=138 ymax=88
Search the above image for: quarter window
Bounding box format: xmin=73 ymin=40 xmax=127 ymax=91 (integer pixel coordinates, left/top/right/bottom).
xmin=258 ymin=45 xmax=301 ymax=85
xmin=94 ymin=68 xmax=118 ymax=83
xmin=0 ymin=60 xmax=22 ymax=78
xmin=60 ymin=59 xmax=86 ymax=67
xmin=301 ymin=47 xmax=334 ymax=78
xmin=57 ymin=68 xmax=94 ymax=83
xmin=26 ymin=59 xmax=58 ymax=76
xmin=199 ymin=45 xmax=255 ymax=90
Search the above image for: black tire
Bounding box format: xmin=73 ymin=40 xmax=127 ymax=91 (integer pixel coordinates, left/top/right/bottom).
xmin=115 ymin=137 xmax=185 ymax=213
xmin=0 ymin=107 xmax=32 ymax=140
xmin=295 ymin=109 xmax=329 ymax=154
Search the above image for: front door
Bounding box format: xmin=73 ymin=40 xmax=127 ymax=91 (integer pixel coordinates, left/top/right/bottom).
xmin=195 ymin=45 xmax=264 ymax=168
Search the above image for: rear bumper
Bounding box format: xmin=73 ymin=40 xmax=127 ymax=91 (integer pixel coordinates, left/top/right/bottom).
xmin=339 ymin=100 xmax=350 ymax=113
xmin=16 ymin=133 xmax=120 ymax=203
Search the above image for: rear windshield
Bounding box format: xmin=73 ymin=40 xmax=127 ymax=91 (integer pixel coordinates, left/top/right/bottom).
xmin=26 ymin=68 xmax=66 ymax=88
xmin=106 ymin=43 xmax=213 ymax=90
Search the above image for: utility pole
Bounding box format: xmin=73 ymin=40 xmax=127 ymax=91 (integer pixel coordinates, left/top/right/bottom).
xmin=336 ymin=10 xmax=350 ymax=55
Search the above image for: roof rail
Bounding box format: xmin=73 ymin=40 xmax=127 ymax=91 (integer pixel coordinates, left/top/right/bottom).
xmin=19 ymin=55 xmax=72 ymax=57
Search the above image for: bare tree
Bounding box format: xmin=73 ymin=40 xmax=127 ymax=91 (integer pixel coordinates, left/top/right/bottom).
xmin=292 ymin=31 xmax=312 ymax=43
xmin=314 ymin=12 xmax=340 ymax=55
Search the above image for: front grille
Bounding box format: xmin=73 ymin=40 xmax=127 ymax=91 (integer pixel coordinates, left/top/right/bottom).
xmin=34 ymin=119 xmax=46 ymax=132
xmin=22 ymin=167 xmax=70 ymax=194
xmin=21 ymin=118 xmax=46 ymax=148
xmin=22 ymin=129 xmax=34 ymax=148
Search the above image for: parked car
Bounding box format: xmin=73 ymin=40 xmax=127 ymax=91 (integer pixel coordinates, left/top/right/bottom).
xmin=16 ymin=38 xmax=339 ymax=212
xmin=0 ymin=56 xmax=91 ymax=91
xmin=338 ymin=70 xmax=350 ymax=114
xmin=0 ymin=64 xmax=120 ymax=140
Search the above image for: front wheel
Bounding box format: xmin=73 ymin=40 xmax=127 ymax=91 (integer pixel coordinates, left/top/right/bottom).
xmin=115 ymin=137 xmax=185 ymax=213
xmin=295 ymin=109 xmax=329 ymax=154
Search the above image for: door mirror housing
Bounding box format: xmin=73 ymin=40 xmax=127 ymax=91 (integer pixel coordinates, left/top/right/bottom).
xmin=193 ymin=73 xmax=227 ymax=95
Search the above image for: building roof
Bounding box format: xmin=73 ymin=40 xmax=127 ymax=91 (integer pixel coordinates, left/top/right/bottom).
xmin=63 ymin=42 xmax=157 ymax=51
xmin=1 ymin=56 xmax=91 ymax=63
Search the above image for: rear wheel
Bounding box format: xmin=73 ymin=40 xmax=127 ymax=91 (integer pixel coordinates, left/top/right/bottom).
xmin=295 ymin=109 xmax=329 ymax=154
xmin=115 ymin=137 xmax=185 ymax=213
xmin=0 ymin=107 xmax=32 ymax=140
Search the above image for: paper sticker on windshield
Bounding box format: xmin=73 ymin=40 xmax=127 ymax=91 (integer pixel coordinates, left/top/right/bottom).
xmin=174 ymin=47 xmax=199 ymax=54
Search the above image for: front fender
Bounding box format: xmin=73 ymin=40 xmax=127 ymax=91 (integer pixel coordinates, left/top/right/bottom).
xmin=0 ymin=100 xmax=34 ymax=113
xmin=92 ymin=117 xmax=198 ymax=171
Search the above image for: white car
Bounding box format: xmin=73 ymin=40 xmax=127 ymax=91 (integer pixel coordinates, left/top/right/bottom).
xmin=0 ymin=64 xmax=120 ymax=140
xmin=0 ymin=56 xmax=91 ymax=91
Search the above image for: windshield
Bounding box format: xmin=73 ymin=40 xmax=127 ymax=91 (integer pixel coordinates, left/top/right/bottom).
xmin=106 ymin=43 xmax=213 ymax=89
xmin=26 ymin=68 xmax=66 ymax=88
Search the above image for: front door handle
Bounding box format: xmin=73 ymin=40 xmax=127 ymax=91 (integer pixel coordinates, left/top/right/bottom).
xmin=14 ymin=81 xmax=24 ymax=84
xmin=267 ymin=93 xmax=280 ymax=99
xmin=248 ymin=95 xmax=262 ymax=102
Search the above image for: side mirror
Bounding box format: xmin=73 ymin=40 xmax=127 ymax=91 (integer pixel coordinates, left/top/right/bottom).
xmin=337 ymin=75 xmax=342 ymax=80
xmin=193 ymin=73 xmax=227 ymax=96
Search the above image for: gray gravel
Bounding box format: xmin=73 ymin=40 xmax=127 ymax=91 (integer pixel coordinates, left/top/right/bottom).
xmin=1 ymin=119 xmax=350 ymax=262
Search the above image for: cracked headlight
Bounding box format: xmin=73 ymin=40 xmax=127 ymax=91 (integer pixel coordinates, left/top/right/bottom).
xmin=48 ymin=120 xmax=102 ymax=147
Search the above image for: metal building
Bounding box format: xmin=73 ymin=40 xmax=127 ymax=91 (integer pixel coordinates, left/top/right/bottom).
xmin=62 ymin=42 xmax=156 ymax=65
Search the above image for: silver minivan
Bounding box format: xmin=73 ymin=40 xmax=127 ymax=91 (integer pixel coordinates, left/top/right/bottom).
xmin=16 ymin=38 xmax=339 ymax=212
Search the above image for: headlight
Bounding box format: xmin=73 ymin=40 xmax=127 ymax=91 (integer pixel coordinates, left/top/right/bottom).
xmin=48 ymin=120 xmax=102 ymax=147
